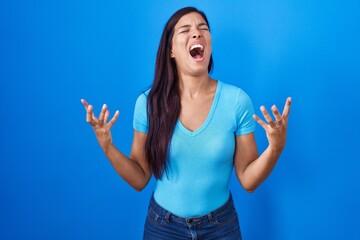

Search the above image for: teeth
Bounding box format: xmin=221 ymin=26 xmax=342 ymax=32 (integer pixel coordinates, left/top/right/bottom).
xmin=190 ymin=44 xmax=204 ymax=51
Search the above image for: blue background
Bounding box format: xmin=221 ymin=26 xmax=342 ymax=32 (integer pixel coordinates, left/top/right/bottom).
xmin=1 ymin=0 xmax=359 ymax=239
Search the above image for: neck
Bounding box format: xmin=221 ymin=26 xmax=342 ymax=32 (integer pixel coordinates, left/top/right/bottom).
xmin=178 ymin=73 xmax=213 ymax=99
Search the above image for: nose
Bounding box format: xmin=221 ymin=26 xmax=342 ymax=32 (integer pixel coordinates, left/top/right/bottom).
xmin=192 ymin=30 xmax=202 ymax=39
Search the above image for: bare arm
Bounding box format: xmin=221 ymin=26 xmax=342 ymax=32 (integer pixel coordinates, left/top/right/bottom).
xmin=81 ymin=99 xmax=151 ymax=191
xmin=234 ymin=97 xmax=292 ymax=193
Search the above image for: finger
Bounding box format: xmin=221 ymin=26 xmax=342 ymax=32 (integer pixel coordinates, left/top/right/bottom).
xmin=260 ymin=106 xmax=275 ymax=127
xmin=81 ymin=99 xmax=89 ymax=111
xmin=107 ymin=110 xmax=120 ymax=128
xmin=282 ymin=97 xmax=292 ymax=120
xmin=253 ymin=114 xmax=268 ymax=130
xmin=104 ymin=109 xmax=110 ymax=123
xmin=271 ymin=105 xmax=282 ymax=123
xmin=86 ymin=105 xmax=97 ymax=125
xmin=98 ymin=104 xmax=107 ymax=124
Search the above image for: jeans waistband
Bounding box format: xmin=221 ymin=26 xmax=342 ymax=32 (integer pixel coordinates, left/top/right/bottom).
xmin=148 ymin=192 xmax=235 ymax=225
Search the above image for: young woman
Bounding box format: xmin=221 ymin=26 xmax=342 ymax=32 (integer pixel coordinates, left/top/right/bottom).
xmin=81 ymin=7 xmax=291 ymax=240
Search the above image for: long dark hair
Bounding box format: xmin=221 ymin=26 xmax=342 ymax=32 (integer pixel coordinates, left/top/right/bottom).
xmin=145 ymin=7 xmax=213 ymax=179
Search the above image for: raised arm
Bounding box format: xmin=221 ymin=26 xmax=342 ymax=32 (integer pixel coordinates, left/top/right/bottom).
xmin=234 ymin=97 xmax=292 ymax=193
xmin=81 ymin=99 xmax=151 ymax=191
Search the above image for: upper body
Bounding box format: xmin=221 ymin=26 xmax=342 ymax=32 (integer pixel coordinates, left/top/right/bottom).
xmin=81 ymin=7 xmax=291 ymax=218
xmin=134 ymin=80 xmax=255 ymax=217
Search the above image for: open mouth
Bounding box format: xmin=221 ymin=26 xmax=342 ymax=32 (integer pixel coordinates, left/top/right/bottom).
xmin=189 ymin=44 xmax=204 ymax=60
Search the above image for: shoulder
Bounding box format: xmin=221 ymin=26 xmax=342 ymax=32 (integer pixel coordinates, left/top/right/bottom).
xmin=134 ymin=89 xmax=151 ymax=114
xmin=137 ymin=89 xmax=150 ymax=99
xmin=135 ymin=89 xmax=150 ymax=104
xmin=218 ymin=80 xmax=252 ymax=103
xmin=133 ymin=89 xmax=150 ymax=132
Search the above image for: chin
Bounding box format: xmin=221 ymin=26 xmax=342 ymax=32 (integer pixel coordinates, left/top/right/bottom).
xmin=192 ymin=60 xmax=210 ymax=74
xmin=190 ymin=67 xmax=209 ymax=76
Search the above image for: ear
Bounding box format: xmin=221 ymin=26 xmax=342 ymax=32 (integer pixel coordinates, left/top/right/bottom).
xmin=170 ymin=50 xmax=175 ymax=58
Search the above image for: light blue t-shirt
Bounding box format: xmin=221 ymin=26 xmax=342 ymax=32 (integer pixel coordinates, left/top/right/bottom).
xmin=133 ymin=81 xmax=255 ymax=217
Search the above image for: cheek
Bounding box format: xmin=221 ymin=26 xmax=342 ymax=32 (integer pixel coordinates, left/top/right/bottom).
xmin=172 ymin=37 xmax=187 ymax=55
xmin=206 ymin=35 xmax=212 ymax=51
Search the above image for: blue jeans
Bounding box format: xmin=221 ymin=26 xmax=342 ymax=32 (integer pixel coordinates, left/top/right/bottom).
xmin=143 ymin=193 xmax=242 ymax=240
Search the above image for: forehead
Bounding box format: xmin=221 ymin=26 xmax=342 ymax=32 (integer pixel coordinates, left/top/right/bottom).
xmin=175 ymin=12 xmax=207 ymax=29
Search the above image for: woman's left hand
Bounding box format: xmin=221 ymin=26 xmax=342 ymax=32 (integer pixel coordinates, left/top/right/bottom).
xmin=253 ymin=97 xmax=292 ymax=153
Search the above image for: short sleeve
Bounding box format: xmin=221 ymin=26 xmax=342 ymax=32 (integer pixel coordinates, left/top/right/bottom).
xmin=235 ymin=89 xmax=255 ymax=136
xmin=133 ymin=92 xmax=148 ymax=133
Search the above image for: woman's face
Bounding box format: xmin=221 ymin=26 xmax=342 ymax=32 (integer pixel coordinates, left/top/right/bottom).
xmin=171 ymin=12 xmax=212 ymax=77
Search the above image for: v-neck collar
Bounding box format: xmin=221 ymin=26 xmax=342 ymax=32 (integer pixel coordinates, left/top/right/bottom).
xmin=177 ymin=80 xmax=222 ymax=137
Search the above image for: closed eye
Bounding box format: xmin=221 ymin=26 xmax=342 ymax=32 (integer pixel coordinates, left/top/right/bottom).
xmin=179 ymin=29 xmax=190 ymax=34
xmin=179 ymin=28 xmax=208 ymax=34
xmin=198 ymin=23 xmax=209 ymax=31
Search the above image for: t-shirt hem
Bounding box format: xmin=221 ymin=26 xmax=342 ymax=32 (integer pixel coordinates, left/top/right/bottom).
xmin=235 ymin=127 xmax=255 ymax=136
xmin=133 ymin=126 xmax=148 ymax=133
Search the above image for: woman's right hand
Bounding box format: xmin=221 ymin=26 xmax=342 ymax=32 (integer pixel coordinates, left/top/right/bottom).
xmin=81 ymin=99 xmax=120 ymax=152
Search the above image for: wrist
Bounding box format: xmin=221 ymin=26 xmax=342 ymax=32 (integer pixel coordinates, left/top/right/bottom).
xmin=103 ymin=143 xmax=114 ymax=156
xmin=268 ymin=144 xmax=283 ymax=156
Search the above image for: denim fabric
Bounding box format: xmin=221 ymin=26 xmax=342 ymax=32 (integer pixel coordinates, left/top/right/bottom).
xmin=143 ymin=193 xmax=242 ymax=240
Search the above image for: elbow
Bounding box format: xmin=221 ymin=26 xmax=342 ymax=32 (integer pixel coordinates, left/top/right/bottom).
xmin=132 ymin=178 xmax=150 ymax=192
xmin=236 ymin=172 xmax=258 ymax=194
xmin=239 ymin=177 xmax=258 ymax=193
xmin=134 ymin=181 xmax=150 ymax=192
xmin=134 ymin=186 xmax=145 ymax=192
xmin=132 ymin=182 xmax=147 ymax=192
xmin=244 ymin=186 xmax=256 ymax=194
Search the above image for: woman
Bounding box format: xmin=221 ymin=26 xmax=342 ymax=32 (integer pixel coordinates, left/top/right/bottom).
xmin=81 ymin=7 xmax=291 ymax=240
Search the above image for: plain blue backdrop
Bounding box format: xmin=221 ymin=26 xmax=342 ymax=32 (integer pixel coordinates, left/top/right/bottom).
xmin=1 ymin=0 xmax=359 ymax=239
